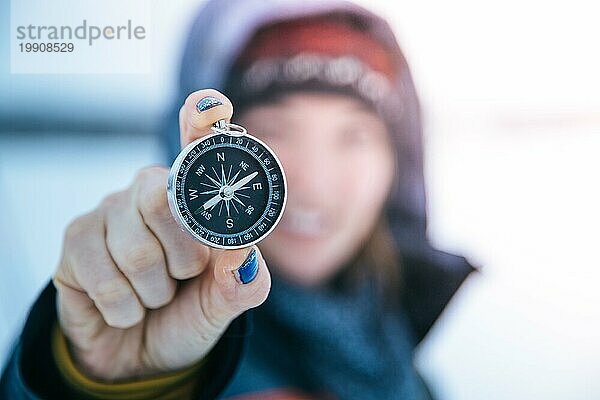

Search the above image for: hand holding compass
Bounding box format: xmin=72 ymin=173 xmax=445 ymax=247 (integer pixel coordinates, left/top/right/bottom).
xmin=51 ymin=89 xmax=274 ymax=382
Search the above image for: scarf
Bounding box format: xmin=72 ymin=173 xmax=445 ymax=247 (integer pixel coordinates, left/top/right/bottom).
xmin=220 ymin=264 xmax=431 ymax=400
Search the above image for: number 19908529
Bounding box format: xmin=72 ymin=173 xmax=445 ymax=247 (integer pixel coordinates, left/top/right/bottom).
xmin=18 ymin=42 xmax=74 ymax=52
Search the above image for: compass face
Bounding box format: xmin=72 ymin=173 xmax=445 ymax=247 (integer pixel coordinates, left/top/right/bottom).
xmin=168 ymin=132 xmax=287 ymax=249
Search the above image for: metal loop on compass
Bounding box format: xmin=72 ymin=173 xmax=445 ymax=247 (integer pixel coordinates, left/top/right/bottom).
xmin=211 ymin=119 xmax=247 ymax=137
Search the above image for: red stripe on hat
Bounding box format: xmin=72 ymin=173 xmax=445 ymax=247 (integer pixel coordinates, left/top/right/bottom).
xmin=236 ymin=17 xmax=397 ymax=81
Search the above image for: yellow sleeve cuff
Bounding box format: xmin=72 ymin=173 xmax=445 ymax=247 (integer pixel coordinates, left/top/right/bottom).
xmin=51 ymin=323 xmax=207 ymax=400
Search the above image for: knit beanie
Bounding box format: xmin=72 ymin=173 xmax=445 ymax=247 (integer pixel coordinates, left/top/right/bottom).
xmin=223 ymin=14 xmax=404 ymax=124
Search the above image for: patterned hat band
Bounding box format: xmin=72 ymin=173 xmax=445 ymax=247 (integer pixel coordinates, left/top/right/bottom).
xmin=233 ymin=52 xmax=404 ymax=120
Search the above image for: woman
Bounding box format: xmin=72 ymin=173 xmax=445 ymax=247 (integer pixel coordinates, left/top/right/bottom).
xmin=0 ymin=0 xmax=476 ymax=399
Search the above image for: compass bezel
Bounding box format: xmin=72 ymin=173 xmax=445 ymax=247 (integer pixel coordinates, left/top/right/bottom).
xmin=167 ymin=129 xmax=287 ymax=250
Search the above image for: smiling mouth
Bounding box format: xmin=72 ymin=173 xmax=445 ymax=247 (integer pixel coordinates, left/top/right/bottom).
xmin=279 ymin=207 xmax=328 ymax=238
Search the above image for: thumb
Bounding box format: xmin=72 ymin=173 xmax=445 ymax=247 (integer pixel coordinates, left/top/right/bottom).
xmin=212 ymin=245 xmax=271 ymax=318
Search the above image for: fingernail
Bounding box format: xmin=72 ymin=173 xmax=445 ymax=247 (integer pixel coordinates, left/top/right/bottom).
xmin=196 ymin=96 xmax=223 ymax=113
xmin=232 ymin=248 xmax=258 ymax=284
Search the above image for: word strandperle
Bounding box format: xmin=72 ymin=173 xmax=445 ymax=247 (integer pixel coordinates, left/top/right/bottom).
xmin=15 ymin=19 xmax=146 ymax=46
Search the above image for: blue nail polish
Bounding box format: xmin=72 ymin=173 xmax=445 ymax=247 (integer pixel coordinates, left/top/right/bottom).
xmin=234 ymin=249 xmax=258 ymax=284
xmin=196 ymin=96 xmax=223 ymax=113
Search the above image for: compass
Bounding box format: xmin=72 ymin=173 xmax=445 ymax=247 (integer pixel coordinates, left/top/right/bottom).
xmin=167 ymin=120 xmax=287 ymax=249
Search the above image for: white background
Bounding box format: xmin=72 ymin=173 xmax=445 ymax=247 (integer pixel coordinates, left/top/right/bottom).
xmin=1 ymin=1 xmax=599 ymax=399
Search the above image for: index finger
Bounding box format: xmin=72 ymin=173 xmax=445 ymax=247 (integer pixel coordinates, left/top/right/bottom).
xmin=179 ymin=89 xmax=234 ymax=148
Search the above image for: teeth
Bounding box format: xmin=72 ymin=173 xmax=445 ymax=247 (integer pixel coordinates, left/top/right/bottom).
xmin=281 ymin=207 xmax=326 ymax=236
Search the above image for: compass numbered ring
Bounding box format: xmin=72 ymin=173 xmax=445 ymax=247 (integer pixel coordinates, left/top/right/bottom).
xmin=167 ymin=132 xmax=287 ymax=249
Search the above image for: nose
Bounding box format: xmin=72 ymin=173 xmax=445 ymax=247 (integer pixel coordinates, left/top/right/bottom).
xmin=286 ymin=138 xmax=338 ymax=204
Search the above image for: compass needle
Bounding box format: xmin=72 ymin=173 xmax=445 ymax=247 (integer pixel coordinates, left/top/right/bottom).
xmin=231 ymin=171 xmax=258 ymax=192
xmin=202 ymin=193 xmax=223 ymax=210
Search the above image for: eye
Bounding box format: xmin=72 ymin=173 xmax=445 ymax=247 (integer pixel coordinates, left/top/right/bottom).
xmin=238 ymin=114 xmax=285 ymax=143
xmin=254 ymin=127 xmax=282 ymax=141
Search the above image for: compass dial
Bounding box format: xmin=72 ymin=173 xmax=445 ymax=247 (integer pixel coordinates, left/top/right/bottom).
xmin=168 ymin=131 xmax=287 ymax=249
